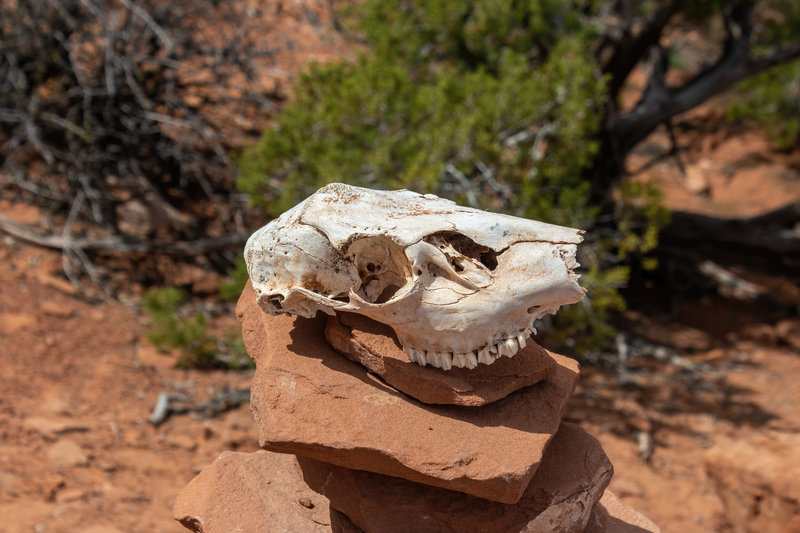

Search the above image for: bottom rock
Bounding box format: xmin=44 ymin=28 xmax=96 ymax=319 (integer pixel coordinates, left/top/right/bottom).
xmin=173 ymin=450 xmax=331 ymax=533
xmin=585 ymin=491 xmax=661 ymax=533
xmin=297 ymin=422 xmax=613 ymax=533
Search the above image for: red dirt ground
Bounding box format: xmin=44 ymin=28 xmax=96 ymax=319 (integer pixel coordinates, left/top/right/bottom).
xmin=2 ymin=5 xmax=800 ymax=531
xmin=2 ymin=127 xmax=799 ymax=531
xmin=0 ymin=235 xmax=259 ymax=533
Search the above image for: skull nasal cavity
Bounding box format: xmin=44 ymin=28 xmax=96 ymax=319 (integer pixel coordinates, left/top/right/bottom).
xmin=266 ymin=294 xmax=284 ymax=310
xmin=423 ymin=231 xmax=498 ymax=270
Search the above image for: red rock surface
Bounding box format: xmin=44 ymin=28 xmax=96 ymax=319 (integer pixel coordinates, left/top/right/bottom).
xmin=173 ymin=450 xmax=331 ymax=533
xmin=704 ymin=431 xmax=800 ymax=533
xmin=586 ymin=491 xmax=661 ymax=533
xmin=297 ymin=422 xmax=612 ymax=533
xmin=330 ymin=509 xmax=365 ymax=533
xmin=237 ymin=284 xmax=580 ymax=504
xmin=325 ymin=312 xmax=556 ymax=406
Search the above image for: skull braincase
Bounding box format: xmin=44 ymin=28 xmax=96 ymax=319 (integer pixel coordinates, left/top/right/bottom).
xmin=245 ymin=183 xmax=585 ymax=367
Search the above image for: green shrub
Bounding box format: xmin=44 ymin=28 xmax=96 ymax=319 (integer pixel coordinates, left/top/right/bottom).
xmin=725 ymin=0 xmax=800 ymax=151
xmin=219 ymin=257 xmax=250 ymax=302
xmin=142 ymin=286 xmax=251 ymax=369
xmin=237 ymin=0 xmax=668 ymax=353
xmin=728 ymin=61 xmax=800 ymax=151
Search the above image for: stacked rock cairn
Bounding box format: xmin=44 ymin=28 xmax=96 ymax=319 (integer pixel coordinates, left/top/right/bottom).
xmin=173 ymin=184 xmax=660 ymax=533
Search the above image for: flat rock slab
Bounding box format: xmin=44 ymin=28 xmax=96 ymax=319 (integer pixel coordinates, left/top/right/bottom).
xmin=173 ymin=450 xmax=331 ymax=533
xmin=297 ymin=422 xmax=612 ymax=533
xmin=586 ymin=491 xmax=661 ymax=533
xmin=238 ymin=285 xmax=580 ymax=504
xmin=325 ymin=312 xmax=556 ymax=406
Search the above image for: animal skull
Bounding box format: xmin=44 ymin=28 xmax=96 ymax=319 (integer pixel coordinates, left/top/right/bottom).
xmin=245 ymin=183 xmax=585 ymax=370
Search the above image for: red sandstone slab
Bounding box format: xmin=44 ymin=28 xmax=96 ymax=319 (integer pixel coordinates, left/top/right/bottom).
xmin=330 ymin=509 xmax=364 ymax=533
xmin=237 ymin=284 xmax=580 ymax=504
xmin=326 ymin=312 xmax=556 ymax=406
xmin=173 ymin=450 xmax=331 ymax=533
xmin=298 ymin=422 xmax=613 ymax=533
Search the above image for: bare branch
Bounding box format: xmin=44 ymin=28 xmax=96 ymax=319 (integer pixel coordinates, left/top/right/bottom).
xmin=0 ymin=214 xmax=250 ymax=256
xmin=602 ymin=1 xmax=683 ymax=98
xmin=661 ymin=201 xmax=800 ymax=273
xmin=443 ymin=163 xmax=480 ymax=208
xmin=610 ymin=3 xmax=800 ymax=152
xmin=116 ymin=0 xmax=174 ymax=52
xmin=1 ymin=0 xmax=285 ymax=290
xmin=698 ymin=260 xmax=760 ymax=300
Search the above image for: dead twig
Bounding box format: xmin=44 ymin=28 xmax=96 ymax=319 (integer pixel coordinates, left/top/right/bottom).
xmin=1 ymin=0 xmax=282 ymax=290
xmin=149 ymin=388 xmax=250 ymax=425
xmin=0 ymin=214 xmax=249 ymax=256
xmin=698 ymin=260 xmax=760 ymax=300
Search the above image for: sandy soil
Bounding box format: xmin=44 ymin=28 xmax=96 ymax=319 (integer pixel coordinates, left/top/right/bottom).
xmin=0 ymin=239 xmax=259 ymax=533
xmin=1 ymin=135 xmax=799 ymax=532
xmin=2 ymin=5 xmax=800 ymax=531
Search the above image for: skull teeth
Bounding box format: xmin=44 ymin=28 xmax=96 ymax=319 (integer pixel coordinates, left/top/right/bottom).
xmin=499 ymin=337 xmax=517 ymax=357
xmin=517 ymin=333 xmax=527 ymax=349
xmin=405 ymin=347 xmax=426 ymax=366
xmin=401 ymin=322 xmax=539 ymax=370
xmin=477 ymin=347 xmax=494 ymax=366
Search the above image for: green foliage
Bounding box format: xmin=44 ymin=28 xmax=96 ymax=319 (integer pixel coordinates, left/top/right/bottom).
xmin=725 ymin=0 xmax=800 ymax=151
xmin=728 ymin=61 xmax=800 ymax=151
xmin=142 ymin=287 xmax=216 ymax=368
xmin=237 ymin=0 xmax=669 ymax=353
xmin=238 ymin=1 xmax=606 ymax=219
xmin=351 ymin=0 xmax=598 ymax=72
xmin=142 ymin=286 xmax=252 ymax=369
xmin=219 ymin=257 xmax=250 ymax=301
xmin=616 ymin=181 xmax=671 ymax=262
xmin=549 ymin=263 xmax=628 ymax=350
xmin=751 ymin=0 xmax=800 ymax=50
xmin=545 ymin=181 xmax=668 ymax=350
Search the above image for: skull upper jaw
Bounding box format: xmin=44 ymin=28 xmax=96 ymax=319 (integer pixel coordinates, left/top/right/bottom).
xmin=346 ymin=241 xmax=585 ymax=355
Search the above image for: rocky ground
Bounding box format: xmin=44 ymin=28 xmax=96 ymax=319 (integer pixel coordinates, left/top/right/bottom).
xmin=2 ymin=3 xmax=800 ymax=531
xmin=0 ymin=229 xmax=258 ymax=533
xmin=1 ymin=126 xmax=799 ymax=531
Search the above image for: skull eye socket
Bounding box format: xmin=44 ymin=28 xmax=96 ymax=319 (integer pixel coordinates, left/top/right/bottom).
xmin=346 ymin=236 xmax=412 ymax=304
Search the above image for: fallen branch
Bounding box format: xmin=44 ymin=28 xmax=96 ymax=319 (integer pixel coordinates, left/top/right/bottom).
xmin=0 ymin=214 xmax=249 ymax=256
xmin=660 ymin=201 xmax=800 ymax=273
xmin=149 ymin=388 xmax=250 ymax=426
xmin=1 ymin=0 xmax=278 ymax=285
xmin=698 ymin=260 xmax=760 ymax=300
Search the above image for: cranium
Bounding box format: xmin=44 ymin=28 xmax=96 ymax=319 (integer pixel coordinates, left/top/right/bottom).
xmin=245 ymin=183 xmax=585 ymax=370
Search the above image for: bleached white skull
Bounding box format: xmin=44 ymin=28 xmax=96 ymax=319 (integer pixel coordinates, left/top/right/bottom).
xmin=245 ymin=183 xmax=585 ymax=370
